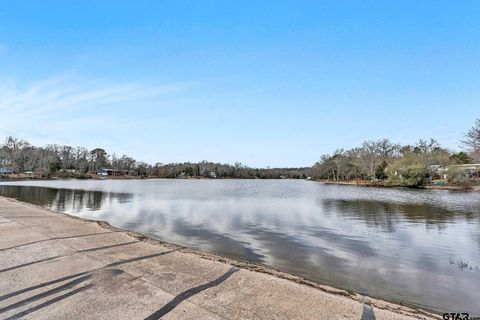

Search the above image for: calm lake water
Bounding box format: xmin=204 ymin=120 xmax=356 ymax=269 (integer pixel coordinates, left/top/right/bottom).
xmin=0 ymin=179 xmax=479 ymax=313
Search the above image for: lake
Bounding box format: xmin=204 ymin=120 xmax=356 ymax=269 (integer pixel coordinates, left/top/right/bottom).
xmin=0 ymin=179 xmax=479 ymax=313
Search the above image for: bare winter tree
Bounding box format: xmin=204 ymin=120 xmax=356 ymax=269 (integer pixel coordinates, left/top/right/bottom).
xmin=359 ymin=141 xmax=381 ymax=178
xmin=74 ymin=147 xmax=89 ymax=173
xmin=2 ymin=137 xmax=31 ymax=171
xmin=60 ymin=145 xmax=74 ymax=169
xmin=461 ymin=118 xmax=480 ymax=162
xmin=415 ymin=138 xmax=440 ymax=154
xmin=377 ymin=139 xmax=400 ymax=159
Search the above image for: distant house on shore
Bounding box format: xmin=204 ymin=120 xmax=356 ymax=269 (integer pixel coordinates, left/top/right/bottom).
xmin=456 ymin=163 xmax=480 ymax=171
xmin=61 ymin=169 xmax=79 ymax=174
xmin=0 ymin=167 xmax=15 ymax=174
xmin=429 ymin=165 xmax=448 ymax=179
xmin=455 ymin=163 xmax=480 ymax=179
xmin=97 ymin=168 xmax=123 ymax=176
xmin=429 ymin=165 xmax=448 ymax=173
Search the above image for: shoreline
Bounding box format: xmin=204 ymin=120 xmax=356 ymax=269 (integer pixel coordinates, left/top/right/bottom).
xmin=0 ymin=176 xmax=302 ymax=182
xmin=3 ymin=176 xmax=476 ymax=192
xmin=0 ymin=195 xmax=440 ymax=319
xmin=2 ymin=176 xmax=478 ymax=192
xmin=316 ymin=179 xmax=479 ymax=192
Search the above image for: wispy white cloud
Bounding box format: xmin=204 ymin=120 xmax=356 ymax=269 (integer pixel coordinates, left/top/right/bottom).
xmin=1 ymin=75 xmax=187 ymax=116
xmin=0 ymin=74 xmax=192 ymax=147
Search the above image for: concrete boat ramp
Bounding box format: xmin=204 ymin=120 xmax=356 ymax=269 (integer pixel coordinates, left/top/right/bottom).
xmin=0 ymin=197 xmax=438 ymax=320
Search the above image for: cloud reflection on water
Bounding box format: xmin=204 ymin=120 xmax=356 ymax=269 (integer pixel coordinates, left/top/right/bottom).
xmin=0 ymin=180 xmax=479 ymax=313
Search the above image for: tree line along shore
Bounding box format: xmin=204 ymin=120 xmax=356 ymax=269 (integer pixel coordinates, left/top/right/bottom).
xmin=1 ymin=119 xmax=479 ymax=189
xmin=0 ymin=140 xmax=308 ymax=180
xmin=310 ymin=118 xmax=480 ymax=190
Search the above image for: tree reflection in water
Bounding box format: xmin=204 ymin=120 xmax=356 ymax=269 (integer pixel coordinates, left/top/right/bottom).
xmin=0 ymin=185 xmax=132 ymax=213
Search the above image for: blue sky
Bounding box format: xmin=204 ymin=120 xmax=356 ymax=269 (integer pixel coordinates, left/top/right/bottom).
xmin=1 ymin=1 xmax=479 ymax=167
